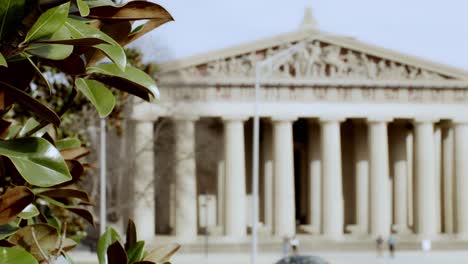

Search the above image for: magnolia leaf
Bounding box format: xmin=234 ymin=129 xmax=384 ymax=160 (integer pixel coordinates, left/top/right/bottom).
xmin=25 ymin=27 xmax=73 ymax=60
xmin=76 ymin=0 xmax=90 ymax=16
xmin=107 ymin=241 xmax=128 ymax=264
xmin=60 ymin=146 xmax=89 ymax=160
xmin=0 ymin=186 xmax=34 ymax=225
xmin=0 ymin=52 xmax=7 ymax=67
xmin=123 ymin=18 xmax=172 ymax=47
xmin=54 ymin=160 xmax=84 ymax=187
xmin=8 ymin=224 xmax=60 ymax=262
xmin=0 ymin=138 xmax=72 ymax=187
xmin=0 ymin=0 xmax=26 ymax=40
xmin=97 ymin=227 xmax=122 ymax=264
xmin=143 ymin=243 xmax=180 ymax=263
xmin=76 ymin=78 xmax=115 ymax=118
xmin=125 ymin=219 xmax=137 ymax=251
xmin=44 ymin=54 xmax=86 ymax=75
xmin=25 ymin=56 xmax=53 ymax=92
xmin=0 ymin=81 xmax=60 ymax=127
xmin=18 ymin=204 xmax=39 ymax=219
xmin=87 ymin=1 xmax=173 ymax=21
xmin=65 ymin=18 xmax=126 ymax=70
xmin=55 ymin=137 xmax=81 ymax=150
xmin=0 ymin=224 xmax=19 ymax=240
xmin=67 ymin=207 xmax=94 ymax=226
xmin=35 ymin=37 xmax=107 ymax=46
xmin=127 ymin=241 xmax=145 ymax=264
xmin=0 ymin=247 xmax=38 ymax=264
xmin=86 ymin=0 xmax=116 ymax=8
xmin=86 ymin=21 xmax=131 ymax=66
xmin=37 ymin=188 xmax=91 ymax=204
xmin=18 ymin=118 xmax=47 ymax=137
xmin=88 ymin=63 xmax=159 ymax=101
xmin=24 ymin=2 xmax=69 ymax=43
xmin=129 ymin=24 xmax=144 ymax=36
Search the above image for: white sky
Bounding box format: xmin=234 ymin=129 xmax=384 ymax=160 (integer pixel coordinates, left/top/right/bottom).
xmin=133 ymin=0 xmax=468 ymax=71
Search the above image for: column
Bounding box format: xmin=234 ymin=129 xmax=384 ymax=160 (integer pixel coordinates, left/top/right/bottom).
xmin=442 ymin=123 xmax=454 ymax=234
xmin=307 ymin=121 xmax=321 ymax=233
xmin=272 ymin=117 xmax=296 ymax=237
xmin=406 ymin=127 xmax=414 ymax=229
xmin=454 ymin=120 xmax=468 ymax=237
xmin=262 ymin=122 xmax=274 ymax=232
xmin=353 ymin=121 xmax=369 ymax=234
xmin=174 ymin=117 xmax=198 ymax=240
xmin=223 ymin=117 xmax=247 ymax=237
xmin=391 ymin=124 xmax=408 ymax=233
xmin=133 ymin=120 xmax=156 ymax=241
xmin=368 ymin=118 xmax=391 ymax=237
xmin=414 ymin=119 xmax=438 ymax=238
xmin=217 ymin=160 xmax=225 ymax=228
xmin=320 ymin=118 xmax=344 ymax=237
xmin=434 ymin=125 xmax=442 ymax=233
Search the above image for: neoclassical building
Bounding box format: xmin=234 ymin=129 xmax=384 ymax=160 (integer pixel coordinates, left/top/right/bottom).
xmin=129 ymin=11 xmax=468 ymax=244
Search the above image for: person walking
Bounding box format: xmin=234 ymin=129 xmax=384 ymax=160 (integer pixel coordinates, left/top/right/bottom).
xmin=376 ymin=235 xmax=384 ymax=257
xmin=388 ymin=235 xmax=396 ymax=258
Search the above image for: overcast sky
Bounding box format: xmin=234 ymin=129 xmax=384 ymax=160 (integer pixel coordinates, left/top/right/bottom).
xmin=133 ymin=0 xmax=468 ymax=71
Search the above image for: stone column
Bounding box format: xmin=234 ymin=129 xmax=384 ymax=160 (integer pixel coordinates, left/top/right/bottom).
xmin=368 ymin=118 xmax=391 ymax=237
xmin=272 ymin=117 xmax=296 ymax=237
xmin=442 ymin=123 xmax=454 ymax=234
xmin=223 ymin=117 xmax=247 ymax=237
xmin=320 ymin=118 xmax=344 ymax=237
xmin=434 ymin=125 xmax=442 ymax=233
xmin=174 ymin=117 xmax=198 ymax=241
xmin=454 ymin=120 xmax=468 ymax=237
xmin=217 ymin=160 xmax=225 ymax=228
xmin=262 ymin=122 xmax=274 ymax=232
xmin=406 ymin=128 xmax=414 ymax=229
xmin=353 ymin=121 xmax=369 ymax=234
xmin=414 ymin=119 xmax=438 ymax=238
xmin=133 ymin=120 xmax=156 ymax=241
xmin=307 ymin=120 xmax=321 ymax=233
xmin=391 ymin=124 xmax=408 ymax=233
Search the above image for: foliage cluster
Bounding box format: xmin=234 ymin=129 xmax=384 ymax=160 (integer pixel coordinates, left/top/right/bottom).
xmin=0 ymin=0 xmax=177 ymax=263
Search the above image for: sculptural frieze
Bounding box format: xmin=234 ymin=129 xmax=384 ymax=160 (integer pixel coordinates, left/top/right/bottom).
xmin=165 ymin=40 xmax=448 ymax=82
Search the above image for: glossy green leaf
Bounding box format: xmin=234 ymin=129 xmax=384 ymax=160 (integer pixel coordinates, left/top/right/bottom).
xmin=55 ymin=137 xmax=81 ymax=150
xmin=75 ymin=78 xmax=115 ymax=118
xmin=0 ymin=81 xmax=61 ymax=127
xmin=65 ymin=18 xmax=126 ymax=70
xmin=17 ymin=118 xmax=48 ymax=138
xmin=0 ymin=52 xmax=7 ymax=67
xmin=97 ymin=227 xmax=122 ymax=264
xmin=24 ymin=2 xmax=69 ymax=43
xmin=0 ymin=0 xmax=26 ymax=40
xmin=76 ymin=0 xmax=90 ymax=16
xmin=18 ymin=204 xmax=39 ymax=219
xmin=0 ymin=247 xmax=38 ymax=264
xmin=88 ymin=63 xmax=159 ymax=100
xmin=127 ymin=241 xmax=145 ymax=264
xmin=0 ymin=138 xmax=72 ymax=187
xmin=25 ymin=27 xmax=73 ymax=60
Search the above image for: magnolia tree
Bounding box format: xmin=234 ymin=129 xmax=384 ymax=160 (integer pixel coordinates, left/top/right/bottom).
xmin=0 ymin=0 xmax=179 ymax=263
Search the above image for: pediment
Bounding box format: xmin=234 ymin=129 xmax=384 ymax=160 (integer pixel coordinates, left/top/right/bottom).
xmin=158 ymin=30 xmax=468 ymax=86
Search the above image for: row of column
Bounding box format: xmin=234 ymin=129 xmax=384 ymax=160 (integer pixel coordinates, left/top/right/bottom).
xmin=131 ymin=116 xmax=468 ymax=241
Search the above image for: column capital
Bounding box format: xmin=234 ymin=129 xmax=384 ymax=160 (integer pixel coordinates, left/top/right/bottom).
xmin=172 ymin=115 xmax=199 ymax=122
xmin=222 ymin=115 xmax=249 ymax=122
xmin=271 ymin=115 xmax=298 ymax=123
xmin=367 ymin=116 xmax=393 ymax=123
xmin=319 ymin=115 xmax=345 ymax=123
xmin=413 ymin=117 xmax=439 ymax=124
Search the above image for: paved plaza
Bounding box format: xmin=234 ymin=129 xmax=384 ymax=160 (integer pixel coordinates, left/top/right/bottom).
xmin=72 ymin=250 xmax=468 ymax=264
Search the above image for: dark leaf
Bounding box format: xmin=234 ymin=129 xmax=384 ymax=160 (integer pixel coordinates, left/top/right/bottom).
xmin=125 ymin=219 xmax=136 ymax=251
xmin=0 ymin=59 xmax=35 ymax=91
xmin=0 ymin=0 xmax=26 ymax=40
xmin=107 ymin=241 xmax=128 ymax=264
xmin=0 ymin=186 xmax=34 ymax=225
xmin=97 ymin=227 xmax=122 ymax=264
xmin=0 ymin=82 xmax=60 ymax=126
xmin=86 ymin=1 xmax=173 ymax=21
xmin=67 ymin=207 xmax=94 ymax=226
xmin=43 ymin=53 xmax=86 ymax=75
xmin=123 ymin=18 xmax=172 ymax=47
xmin=35 ymin=37 xmax=107 ymax=46
xmin=0 ymin=224 xmax=19 ymax=240
xmin=36 ymin=188 xmax=91 ymax=204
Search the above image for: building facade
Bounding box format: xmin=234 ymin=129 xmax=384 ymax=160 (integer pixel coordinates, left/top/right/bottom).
xmin=129 ymin=12 xmax=468 ymax=244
